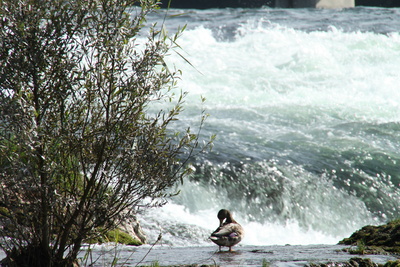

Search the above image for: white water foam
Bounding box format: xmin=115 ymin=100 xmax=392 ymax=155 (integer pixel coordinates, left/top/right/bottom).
xmin=138 ymin=202 xmax=344 ymax=247
xmin=168 ymin=24 xmax=400 ymax=123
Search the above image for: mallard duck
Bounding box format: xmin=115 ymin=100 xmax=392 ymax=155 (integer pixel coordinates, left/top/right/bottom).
xmin=209 ymin=209 xmax=244 ymax=252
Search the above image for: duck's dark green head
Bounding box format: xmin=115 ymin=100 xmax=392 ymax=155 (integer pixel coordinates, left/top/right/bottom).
xmin=217 ymin=209 xmax=236 ymax=226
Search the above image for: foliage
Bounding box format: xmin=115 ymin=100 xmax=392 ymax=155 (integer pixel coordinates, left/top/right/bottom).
xmin=0 ymin=0 xmax=213 ymax=266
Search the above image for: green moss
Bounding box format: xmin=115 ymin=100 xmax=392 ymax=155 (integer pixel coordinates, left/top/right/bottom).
xmin=0 ymin=206 xmax=10 ymax=217
xmin=86 ymin=228 xmax=143 ymax=246
xmin=339 ymin=219 xmax=400 ymax=254
xmin=106 ymin=229 xmax=142 ymax=246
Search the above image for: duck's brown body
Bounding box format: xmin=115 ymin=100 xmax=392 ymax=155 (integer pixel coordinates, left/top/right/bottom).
xmin=209 ymin=209 xmax=244 ymax=252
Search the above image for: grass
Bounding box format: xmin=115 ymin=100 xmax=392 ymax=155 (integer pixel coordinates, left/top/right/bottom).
xmin=348 ymin=240 xmax=367 ymax=255
xmin=262 ymin=258 xmax=271 ymax=267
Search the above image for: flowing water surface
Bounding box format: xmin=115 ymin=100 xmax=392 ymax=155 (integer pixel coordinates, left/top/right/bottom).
xmin=1 ymin=5 xmax=400 ymax=267
xmin=138 ymin=7 xmax=400 ymax=247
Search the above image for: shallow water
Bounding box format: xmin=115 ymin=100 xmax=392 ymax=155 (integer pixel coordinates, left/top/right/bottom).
xmin=77 ymin=244 xmax=397 ymax=266
xmin=0 ymin=244 xmax=397 ymax=266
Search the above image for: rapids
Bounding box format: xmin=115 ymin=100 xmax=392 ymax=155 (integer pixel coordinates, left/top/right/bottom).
xmin=138 ymin=7 xmax=400 ymax=246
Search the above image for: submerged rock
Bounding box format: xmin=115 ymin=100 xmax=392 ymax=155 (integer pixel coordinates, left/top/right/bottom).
xmin=339 ymin=219 xmax=400 ymax=254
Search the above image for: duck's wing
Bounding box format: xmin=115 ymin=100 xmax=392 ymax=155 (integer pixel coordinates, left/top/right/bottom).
xmin=211 ymin=223 xmax=243 ymax=237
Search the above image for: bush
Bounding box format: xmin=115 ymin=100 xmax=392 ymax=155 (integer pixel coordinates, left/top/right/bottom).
xmin=0 ymin=0 xmax=213 ymax=266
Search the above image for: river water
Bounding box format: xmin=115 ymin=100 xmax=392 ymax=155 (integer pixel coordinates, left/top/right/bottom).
xmin=77 ymin=243 xmax=397 ymax=266
xmin=137 ymin=6 xmax=400 ymax=248
xmin=1 ymin=6 xmax=400 ymax=267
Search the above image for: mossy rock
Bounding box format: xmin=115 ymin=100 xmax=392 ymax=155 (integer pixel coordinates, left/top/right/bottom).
xmin=105 ymin=229 xmax=143 ymax=246
xmin=86 ymin=229 xmax=143 ymax=246
xmin=339 ymin=219 xmax=400 ymax=254
xmin=343 ymin=245 xmax=389 ymax=255
xmin=306 ymin=257 xmax=379 ymax=267
xmin=384 ymin=260 xmax=400 ymax=267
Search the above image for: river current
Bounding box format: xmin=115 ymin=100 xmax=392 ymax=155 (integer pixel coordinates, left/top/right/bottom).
xmin=137 ymin=6 xmax=400 ymax=247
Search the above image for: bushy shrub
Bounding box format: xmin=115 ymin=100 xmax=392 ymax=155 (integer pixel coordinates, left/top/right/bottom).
xmin=0 ymin=0 xmax=212 ymax=266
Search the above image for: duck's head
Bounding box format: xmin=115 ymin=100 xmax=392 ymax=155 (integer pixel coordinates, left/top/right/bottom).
xmin=217 ymin=209 xmax=236 ymax=226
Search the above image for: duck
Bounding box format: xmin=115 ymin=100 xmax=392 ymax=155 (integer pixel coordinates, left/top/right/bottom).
xmin=209 ymin=209 xmax=244 ymax=252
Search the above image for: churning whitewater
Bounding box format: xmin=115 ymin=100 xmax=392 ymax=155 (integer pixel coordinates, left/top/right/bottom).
xmin=138 ymin=7 xmax=400 ymax=246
